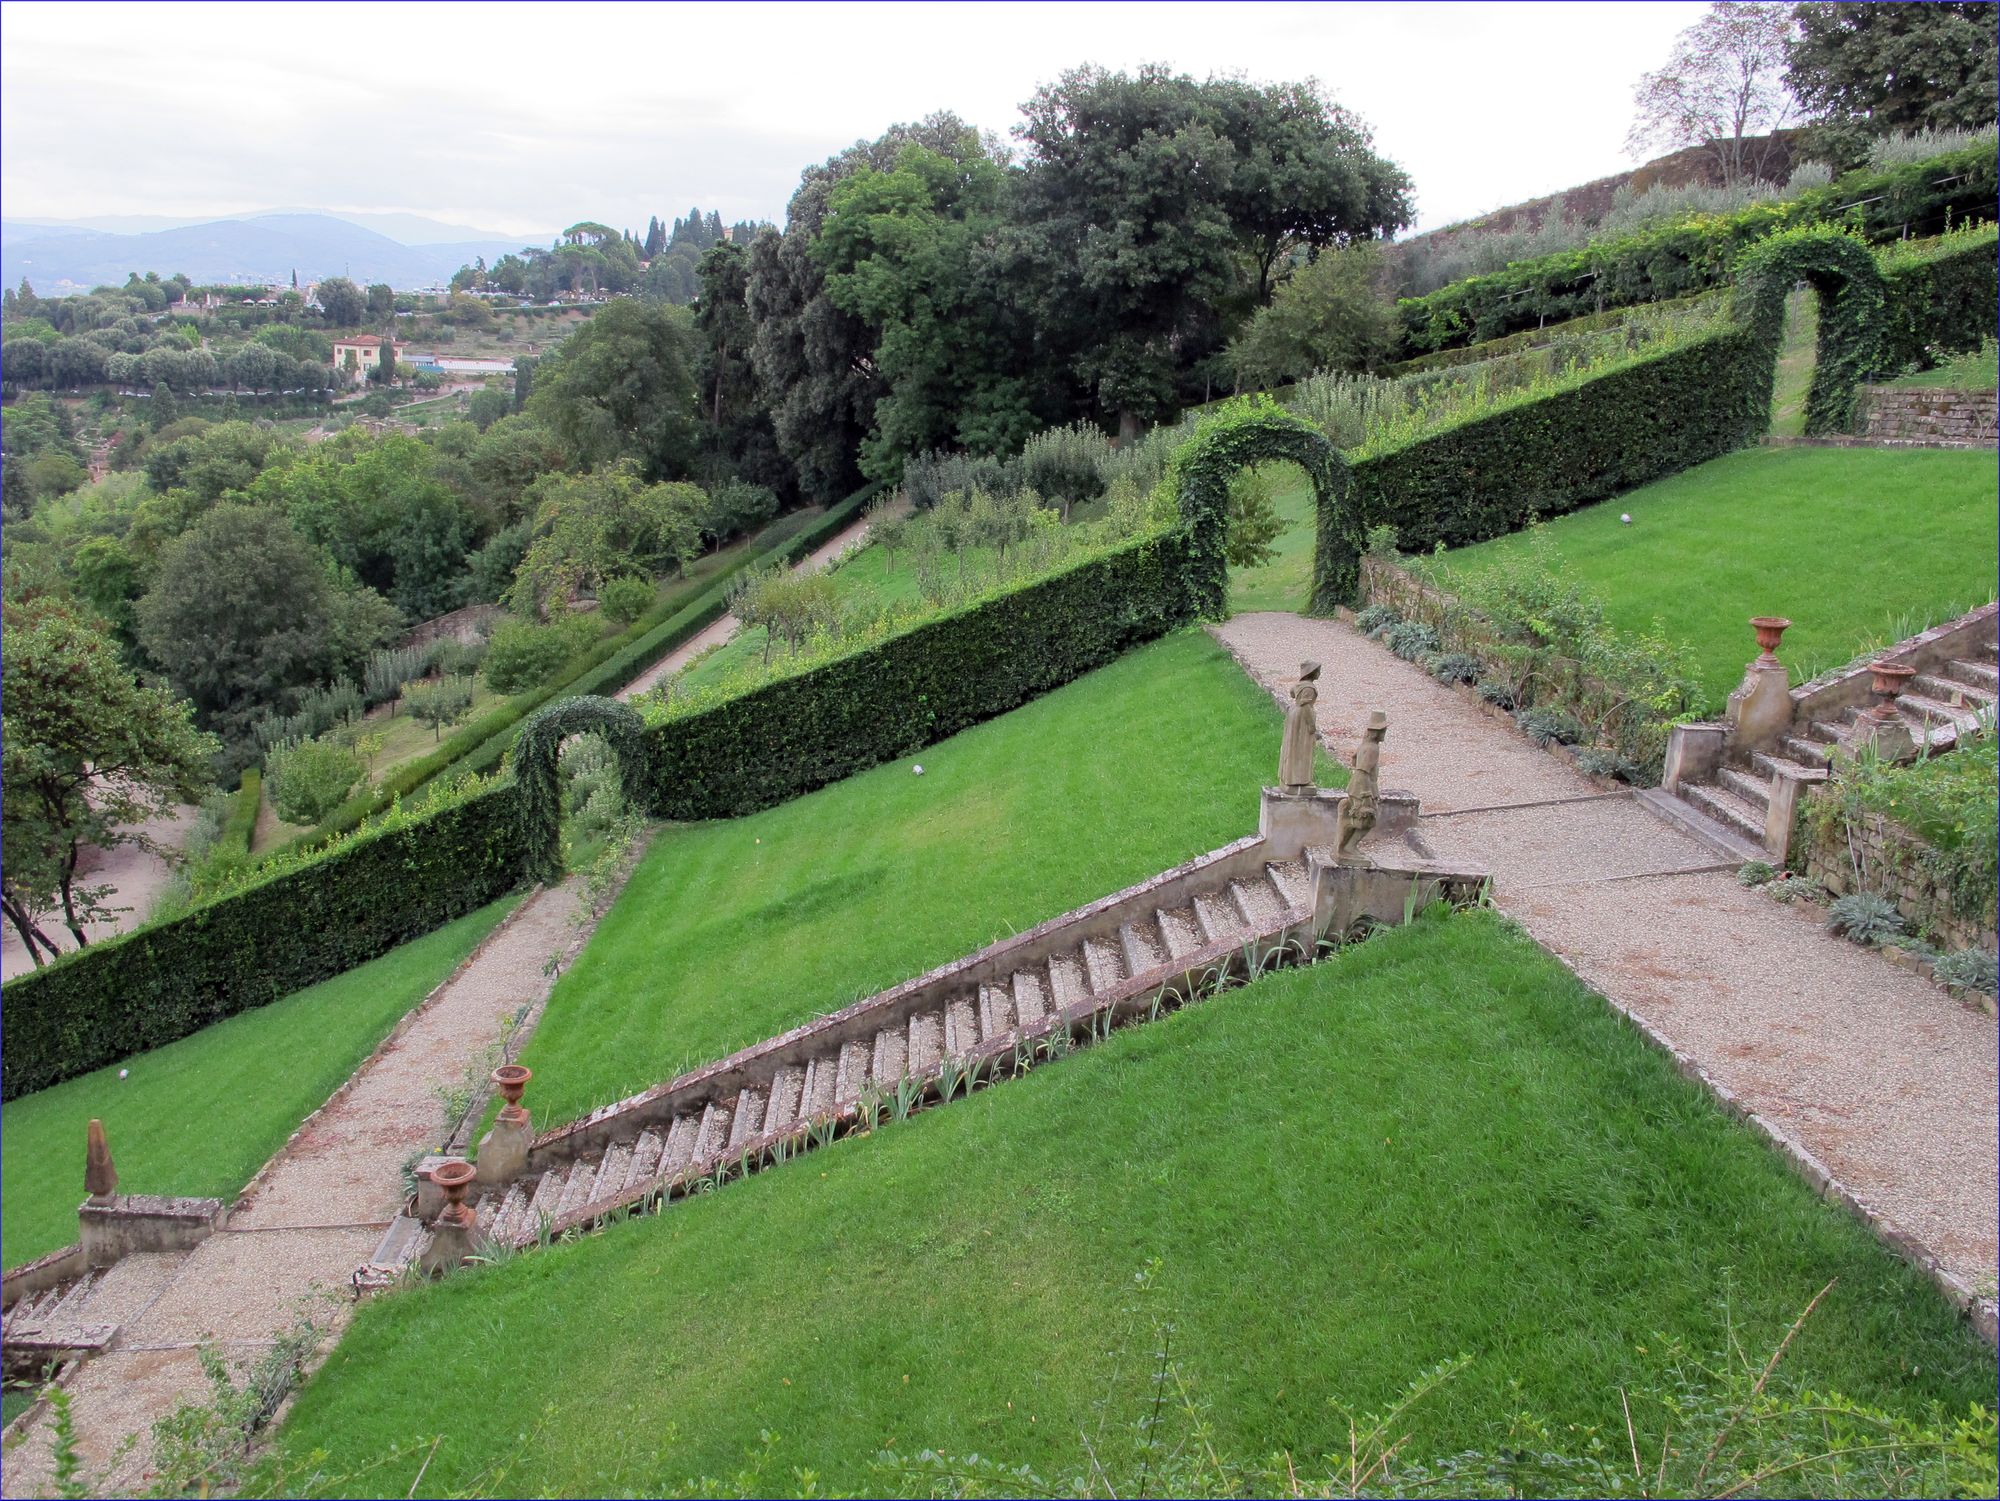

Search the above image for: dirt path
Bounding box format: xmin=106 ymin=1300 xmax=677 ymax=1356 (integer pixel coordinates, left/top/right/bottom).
xmin=1215 ymin=611 xmax=1998 ymax=1331
xmin=0 ymin=806 xmax=200 ymax=982
xmin=0 ymin=863 xmax=631 ymax=1496
xmin=617 ymin=511 xmax=876 ymax=702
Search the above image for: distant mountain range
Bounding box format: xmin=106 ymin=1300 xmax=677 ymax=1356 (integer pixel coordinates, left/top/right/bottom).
xmin=0 ymin=211 xmax=558 ymax=292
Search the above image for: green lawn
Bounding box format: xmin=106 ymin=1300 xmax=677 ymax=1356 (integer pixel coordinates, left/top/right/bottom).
xmin=1770 ymin=287 xmax=1819 ymax=438
xmin=1229 ymin=467 xmax=1319 ymax=614
xmin=272 ymin=912 xmax=1993 ymax=1498
xmin=515 ymin=630 xmax=1335 ymax=1131
xmin=1435 ymin=446 xmax=1999 ymax=708
xmin=1 ymin=896 xmax=519 ymax=1268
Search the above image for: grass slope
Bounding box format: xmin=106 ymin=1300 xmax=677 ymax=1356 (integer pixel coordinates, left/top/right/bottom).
xmin=518 ymin=630 xmax=1335 ymax=1129
xmin=274 ymin=913 xmax=1992 ymax=1497
xmin=0 ymin=896 xmax=519 ymax=1267
xmin=1436 ymin=445 xmax=1999 ymax=707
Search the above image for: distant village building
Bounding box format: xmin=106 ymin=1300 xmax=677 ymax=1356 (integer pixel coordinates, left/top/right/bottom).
xmin=330 ymin=334 xmax=404 ymax=375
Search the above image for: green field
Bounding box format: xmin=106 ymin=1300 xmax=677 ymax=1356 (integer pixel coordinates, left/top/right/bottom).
xmin=273 ymin=912 xmax=1993 ymax=1498
xmin=1435 ymin=446 xmax=1999 ymax=707
xmin=1 ymin=897 xmax=518 ymax=1267
xmin=1890 ymin=341 xmax=1999 ymax=391
xmin=513 ymin=630 xmax=1335 ymax=1131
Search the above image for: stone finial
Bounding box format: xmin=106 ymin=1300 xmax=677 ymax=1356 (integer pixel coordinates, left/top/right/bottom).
xmin=1278 ymin=662 xmax=1322 ymax=791
xmin=1334 ymin=711 xmax=1387 ymax=862
xmin=85 ymin=1118 xmax=118 ymax=1201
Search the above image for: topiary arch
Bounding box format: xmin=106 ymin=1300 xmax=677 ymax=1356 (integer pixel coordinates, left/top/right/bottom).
xmin=1171 ymin=402 xmax=1349 ymax=619
xmin=514 ymin=695 xmax=652 ymax=884
xmin=1733 ymin=226 xmax=1889 ymax=437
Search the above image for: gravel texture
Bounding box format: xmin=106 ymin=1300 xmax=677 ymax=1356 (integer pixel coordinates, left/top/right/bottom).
xmin=1216 ymin=611 xmax=1999 ymax=1314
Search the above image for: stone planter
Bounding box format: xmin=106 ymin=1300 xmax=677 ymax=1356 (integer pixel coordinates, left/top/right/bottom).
xmin=1868 ymin=660 xmax=1917 ymax=700
xmin=492 ymin=1064 xmax=532 ymax=1121
xmin=1750 ymin=616 xmax=1791 ymax=662
xmin=430 ymin=1158 xmax=477 ymax=1227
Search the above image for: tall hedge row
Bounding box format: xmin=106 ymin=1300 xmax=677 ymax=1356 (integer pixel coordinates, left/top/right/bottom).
xmin=1313 ymin=327 xmax=1767 ymax=609
xmin=1397 ymin=146 xmax=1996 ymax=354
xmin=644 ymin=533 xmax=1197 ymax=821
xmin=2 ymin=784 xmax=524 ymax=1100
xmin=1878 ymin=228 xmax=2000 ymax=375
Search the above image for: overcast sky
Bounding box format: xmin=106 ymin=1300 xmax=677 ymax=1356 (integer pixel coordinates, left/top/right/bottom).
xmin=2 ymin=0 xmax=1710 ymax=240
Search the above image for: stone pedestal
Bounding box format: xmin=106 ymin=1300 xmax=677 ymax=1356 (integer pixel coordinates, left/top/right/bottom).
xmin=1725 ymin=661 xmax=1793 ymax=752
xmin=79 ymin=1194 xmax=224 ymax=1268
xmin=1258 ymin=786 xmax=1345 ymax=860
xmin=475 ymin=1112 xmax=532 ymax=1185
xmin=1663 ymin=722 xmax=1726 ymax=794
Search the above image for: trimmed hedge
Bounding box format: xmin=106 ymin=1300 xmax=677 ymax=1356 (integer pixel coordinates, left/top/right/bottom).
xmin=1879 ymin=226 xmax=2000 ymax=375
xmin=1313 ymin=327 xmax=1767 ymax=609
xmin=1380 ymin=294 xmax=1719 ymax=378
xmin=220 ymin=770 xmax=260 ymax=858
xmin=1732 ymin=227 xmax=1887 ymax=435
xmin=516 ymin=698 xmax=650 ymax=884
xmin=643 ymin=532 xmax=1197 ymax=821
xmin=1397 ymin=146 xmax=1997 ymax=354
xmin=2 ymin=783 xmax=524 ymax=1100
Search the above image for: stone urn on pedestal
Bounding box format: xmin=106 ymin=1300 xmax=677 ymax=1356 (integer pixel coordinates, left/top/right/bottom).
xmin=476 ymin=1065 xmax=535 ymax=1184
xmin=1860 ymin=660 xmax=1918 ymax=761
xmin=1750 ymin=617 xmax=1791 ymax=662
xmin=1725 ymin=616 xmax=1796 ymax=751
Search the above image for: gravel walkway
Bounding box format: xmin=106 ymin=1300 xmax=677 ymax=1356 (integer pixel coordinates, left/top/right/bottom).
xmin=1216 ymin=611 xmax=1998 ymax=1331
xmin=2 ymin=876 xmax=604 ymax=1497
xmin=617 ymin=510 xmax=876 ymax=701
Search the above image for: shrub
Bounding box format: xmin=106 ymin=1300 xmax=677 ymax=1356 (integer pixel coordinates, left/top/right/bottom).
xmin=0 ymin=777 xmax=524 ymax=1098
xmin=697 ymin=480 xmax=779 ymax=544
xmin=266 ymin=738 xmax=364 ymax=824
xmin=1933 ymin=947 xmax=1999 ymax=995
xmin=483 ymin=613 xmax=598 ymax=694
xmin=1825 ymin=892 xmax=1905 ymax=945
xmin=1515 ymin=706 xmax=1585 ymax=747
xmin=1363 ymin=522 xmax=1400 ymax=558
xmin=597 ymin=575 xmax=655 ymax=627
xmin=1876 ymin=223 xmax=2000 ymax=374
xmin=1475 ymin=679 xmax=1515 ymax=709
xmin=362 ymin=643 xmax=438 ymax=708
xmin=1382 ymin=620 xmax=1440 ymax=661
xmin=1736 ymin=860 xmax=1776 ymax=887
xmin=404 ymin=675 xmax=475 ymax=741
xmin=1572 ymin=745 xmax=1638 ymax=781
xmin=1016 ymin=422 xmax=1114 ymax=512
xmin=1353 ymin=603 xmax=1400 ymax=637
xmin=432 ymin=636 xmax=487 ymax=677
xmin=902 ymin=448 xmax=1007 ymax=512
xmin=1765 ymin=875 xmax=1824 ymax=904
xmin=1426 ymin=652 xmax=1482 ymax=685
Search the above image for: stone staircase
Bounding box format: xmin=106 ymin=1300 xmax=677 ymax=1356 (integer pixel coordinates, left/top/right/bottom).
xmin=0 ymin=1271 xmax=116 ymax=1374
xmin=1654 ymin=606 xmax=1997 ymax=864
xmin=361 ymin=786 xmax=1485 ymax=1283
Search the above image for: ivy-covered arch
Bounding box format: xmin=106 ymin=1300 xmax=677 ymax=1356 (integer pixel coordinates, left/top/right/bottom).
xmin=1732 ymin=226 xmax=1889 ymax=437
xmin=1171 ymin=402 xmax=1349 ymax=618
xmin=515 ymin=695 xmax=652 ymax=884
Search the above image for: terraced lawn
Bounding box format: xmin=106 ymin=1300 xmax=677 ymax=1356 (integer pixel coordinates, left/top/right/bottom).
xmin=272 ymin=912 xmax=1994 ymax=1497
xmin=514 ymin=629 xmax=1337 ymax=1130
xmin=0 ymin=896 xmax=518 ymax=1267
xmin=1434 ymin=445 xmax=1999 ymax=707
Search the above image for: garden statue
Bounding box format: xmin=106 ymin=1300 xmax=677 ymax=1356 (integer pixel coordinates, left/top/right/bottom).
xmin=1334 ymin=712 xmax=1387 ymax=861
xmin=1279 ymin=662 xmax=1322 ymax=790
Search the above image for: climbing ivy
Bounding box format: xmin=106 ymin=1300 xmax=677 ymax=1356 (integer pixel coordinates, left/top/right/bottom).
xmin=1169 ymin=399 xmax=1347 ymax=619
xmin=515 ymin=696 xmax=653 ymax=884
xmin=1732 ymin=226 xmax=1888 ymax=437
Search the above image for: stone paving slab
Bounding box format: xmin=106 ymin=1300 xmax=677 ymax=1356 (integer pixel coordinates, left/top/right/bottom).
xmin=1215 ymin=611 xmax=1999 ymax=1322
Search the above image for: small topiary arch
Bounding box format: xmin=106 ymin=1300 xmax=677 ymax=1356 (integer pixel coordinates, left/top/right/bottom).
xmin=514 ymin=695 xmax=652 ymax=884
xmin=1733 ymin=226 xmax=1889 ymax=436
xmin=1171 ymin=401 xmax=1349 ymax=618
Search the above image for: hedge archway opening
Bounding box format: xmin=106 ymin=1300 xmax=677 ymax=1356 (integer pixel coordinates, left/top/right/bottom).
xmin=1170 ymin=403 xmax=1349 ymax=618
xmin=1733 ymin=227 xmax=1889 ymax=437
xmin=514 ymin=695 xmax=652 ymax=884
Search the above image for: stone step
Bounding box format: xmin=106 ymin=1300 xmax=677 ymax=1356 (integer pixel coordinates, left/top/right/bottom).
xmin=663 ymin=1111 xmax=702 ymax=1175
xmin=1081 ymin=935 xmax=1125 ymax=994
xmin=526 ymin=1163 xmax=570 ymax=1230
xmin=488 ymin=1182 xmax=534 ymax=1245
xmin=1805 ymin=716 xmax=1843 ymax=745
xmin=1913 ymin=672 xmax=1996 ymax=708
xmin=768 ymin=1067 xmax=806 ymax=1133
xmin=1749 ymin=752 xmax=1821 ymax=782
xmin=1898 ymin=691 xmax=1984 ymax=735
xmin=977 ymin=982 xmax=1015 ymax=1041
xmin=728 ymin=1088 xmax=767 ymax=1148
xmin=1716 ymin=766 xmax=1772 ymax=811
xmin=1192 ymin=891 xmax=1238 ymax=945
xmin=1010 ymin=967 xmax=1051 ymax=1028
xmin=1682 ymin=782 xmax=1767 ymax=847
xmin=1119 ymin=918 xmax=1166 ymax=979
xmin=941 ymin=995 xmax=979 ymax=1056
xmin=906 ymin=1009 xmax=944 ymax=1075
xmin=1156 ymin=904 xmax=1201 ymax=960
xmin=1267 ymin=859 xmax=1311 ymax=909
xmin=693 ymin=1100 xmax=732 ymax=1162
xmin=1780 ymin=735 xmax=1831 ymax=769
xmin=1047 ymin=950 xmax=1090 ymax=1013
xmin=1634 ymin=787 xmax=1765 ymax=864
xmin=1229 ymin=873 xmax=1283 ymax=930
xmin=630 ymin=1127 xmax=666 ymax=1184
xmin=555 ymin=1159 xmax=599 ymax=1221
xmin=873 ymin=1021 xmax=911 ymax=1087
xmin=1946 ymin=656 xmax=1998 ymax=692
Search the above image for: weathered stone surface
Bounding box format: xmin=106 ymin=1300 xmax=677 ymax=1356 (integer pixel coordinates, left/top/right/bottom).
xmin=77 ymin=1194 xmax=223 ymax=1268
xmin=1856 ymin=385 xmax=1999 ymax=447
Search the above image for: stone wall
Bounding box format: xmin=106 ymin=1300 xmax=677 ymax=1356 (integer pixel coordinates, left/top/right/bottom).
xmin=1854 ymin=385 xmax=1998 ymax=447
xmin=1798 ymin=789 xmax=1997 ymax=955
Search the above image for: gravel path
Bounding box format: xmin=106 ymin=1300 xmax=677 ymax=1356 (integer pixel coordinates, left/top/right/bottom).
xmin=617 ymin=510 xmax=876 ymax=702
xmin=1 ymin=876 xmax=605 ymax=1497
xmin=1 ymin=805 xmax=199 ymax=981
xmin=1216 ymin=611 xmax=1999 ymax=1329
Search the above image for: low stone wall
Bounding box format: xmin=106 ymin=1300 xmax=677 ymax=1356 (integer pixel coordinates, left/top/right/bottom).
xmin=1854 ymin=385 xmax=1998 ymax=447
xmin=1798 ymin=789 xmax=1997 ymax=956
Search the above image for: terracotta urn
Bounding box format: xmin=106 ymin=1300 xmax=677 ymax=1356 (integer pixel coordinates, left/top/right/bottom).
xmin=1868 ymin=660 xmax=1917 ymax=701
xmin=492 ymin=1063 xmax=532 ymax=1115
xmin=1749 ymin=616 xmax=1792 ymax=662
xmin=430 ymin=1158 xmax=477 ymax=1227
